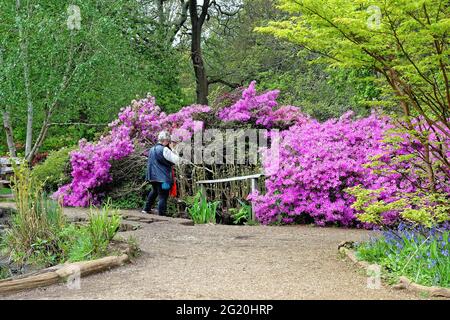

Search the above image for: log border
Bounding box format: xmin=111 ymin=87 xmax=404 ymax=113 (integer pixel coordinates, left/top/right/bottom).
xmin=0 ymin=251 xmax=131 ymax=295
xmin=338 ymin=244 xmax=450 ymax=298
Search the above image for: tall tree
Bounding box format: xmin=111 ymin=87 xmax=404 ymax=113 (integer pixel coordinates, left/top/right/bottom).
xmin=1 ymin=0 xmax=186 ymax=158
xmin=15 ymin=0 xmax=34 ymax=157
xmin=135 ymin=0 xmax=241 ymax=105
xmin=258 ymin=0 xmax=450 ymax=182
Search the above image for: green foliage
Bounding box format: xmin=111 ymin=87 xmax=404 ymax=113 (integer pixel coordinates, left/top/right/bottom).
xmin=56 ymin=204 xmax=121 ymax=263
xmin=257 ymin=0 xmax=450 ymax=121
xmin=3 ymin=163 xmax=66 ymax=267
xmin=32 ymin=146 xmax=76 ymax=192
xmin=166 ymin=197 xmax=182 ymax=218
xmin=229 ymin=200 xmax=252 ymax=225
xmin=347 ymin=185 xmax=450 ymax=227
xmin=0 ymin=0 xmax=186 ymax=155
xmin=205 ymin=0 xmax=380 ymax=121
xmin=0 ymin=266 xmax=10 ymax=280
xmin=356 ymin=230 xmax=450 ymax=288
xmin=108 ymin=193 xmax=145 ymax=210
xmin=0 ymin=188 xmax=12 ymax=195
xmin=125 ymin=236 xmax=140 ymax=259
xmin=187 ymin=191 xmax=219 ymax=224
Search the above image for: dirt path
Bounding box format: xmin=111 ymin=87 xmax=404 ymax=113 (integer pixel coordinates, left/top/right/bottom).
xmin=2 ymin=206 xmax=419 ymax=300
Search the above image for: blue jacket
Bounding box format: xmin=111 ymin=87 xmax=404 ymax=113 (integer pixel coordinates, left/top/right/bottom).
xmin=146 ymin=144 xmax=174 ymax=183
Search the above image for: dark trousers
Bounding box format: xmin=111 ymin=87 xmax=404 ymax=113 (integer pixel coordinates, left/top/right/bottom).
xmin=144 ymin=182 xmax=169 ymax=215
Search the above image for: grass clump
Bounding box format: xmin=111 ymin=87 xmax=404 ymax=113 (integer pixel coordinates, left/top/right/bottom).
xmin=187 ymin=191 xmax=219 ymax=224
xmin=229 ymin=200 xmax=252 ymax=225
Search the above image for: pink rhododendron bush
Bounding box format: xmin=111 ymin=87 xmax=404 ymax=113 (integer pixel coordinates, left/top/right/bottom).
xmin=54 ymin=96 xmax=210 ymax=206
xmin=346 ymin=119 xmax=450 ymax=227
xmin=248 ymin=113 xmax=391 ymax=226
xmin=54 ymin=81 xmax=305 ymax=207
xmin=250 ymin=114 xmax=450 ymax=227
xmin=218 ymin=81 xmax=308 ymax=128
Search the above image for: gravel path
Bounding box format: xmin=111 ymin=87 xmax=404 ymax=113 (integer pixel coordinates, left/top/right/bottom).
xmin=2 ymin=207 xmax=419 ymax=300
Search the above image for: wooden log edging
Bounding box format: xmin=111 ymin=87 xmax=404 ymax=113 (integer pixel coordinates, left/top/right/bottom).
xmin=393 ymin=276 xmax=450 ymax=298
xmin=0 ymin=253 xmax=130 ymax=295
xmin=338 ymin=245 xmax=450 ymax=298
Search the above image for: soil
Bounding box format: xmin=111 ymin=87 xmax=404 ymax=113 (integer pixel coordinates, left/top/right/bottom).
xmin=0 ymin=204 xmax=421 ymax=300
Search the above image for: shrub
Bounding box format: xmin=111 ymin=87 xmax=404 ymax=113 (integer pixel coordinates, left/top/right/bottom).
xmin=32 ymin=146 xmax=75 ymax=192
xmin=56 ymin=204 xmax=121 ymax=263
xmin=348 ymin=187 xmax=450 ymax=227
xmin=217 ymin=81 xmax=308 ymax=129
xmin=105 ymin=148 xmax=149 ymax=210
xmin=356 ymin=223 xmax=450 ymax=288
xmin=108 ymin=193 xmax=146 ymax=210
xmin=187 ymin=191 xmax=219 ymax=224
xmin=54 ymin=96 xmax=210 ymax=207
xmin=53 ymin=83 xmax=307 ymax=209
xmin=249 ymin=112 xmax=390 ymax=226
xmin=346 ymin=119 xmax=450 ymax=227
xmin=4 ymin=164 xmax=66 ymax=266
xmin=0 ymin=266 xmax=10 ymax=280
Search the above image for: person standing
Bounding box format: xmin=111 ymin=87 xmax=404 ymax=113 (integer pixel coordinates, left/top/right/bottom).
xmin=142 ymin=131 xmax=180 ymax=216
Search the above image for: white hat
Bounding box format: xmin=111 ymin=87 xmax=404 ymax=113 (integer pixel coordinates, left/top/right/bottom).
xmin=157 ymin=131 xmax=171 ymax=142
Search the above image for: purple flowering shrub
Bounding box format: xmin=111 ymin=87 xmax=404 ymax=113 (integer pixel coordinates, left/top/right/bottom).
xmin=348 ymin=119 xmax=450 ymax=227
xmin=249 ymin=112 xmax=392 ymax=226
xmin=249 ymin=107 xmax=449 ymax=226
xmin=55 ymin=81 xmax=305 ymax=207
xmin=217 ymin=81 xmax=308 ymax=129
xmin=54 ymin=96 xmax=210 ymax=206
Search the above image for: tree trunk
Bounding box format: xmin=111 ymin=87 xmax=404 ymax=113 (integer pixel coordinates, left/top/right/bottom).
xmin=16 ymin=0 xmax=34 ymax=158
xmin=1 ymin=110 xmax=17 ymax=157
xmin=156 ymin=0 xmax=165 ymax=26
xmin=189 ymin=0 xmax=209 ymax=105
xmin=191 ymin=26 xmax=209 ymax=105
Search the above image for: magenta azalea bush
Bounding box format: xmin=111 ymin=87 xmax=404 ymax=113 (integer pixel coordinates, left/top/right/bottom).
xmin=248 ymin=112 xmax=391 ymax=226
xmin=54 ymin=81 xmax=448 ymax=228
xmin=54 ymin=96 xmax=210 ymax=206
xmin=371 ymin=119 xmax=450 ymax=195
xmin=346 ymin=118 xmax=450 ymax=226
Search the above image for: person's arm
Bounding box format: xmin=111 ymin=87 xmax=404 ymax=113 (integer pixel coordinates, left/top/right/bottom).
xmin=163 ymin=146 xmax=181 ymax=165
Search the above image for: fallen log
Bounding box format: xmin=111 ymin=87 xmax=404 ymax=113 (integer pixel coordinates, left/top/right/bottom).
xmin=0 ymin=253 xmax=129 ymax=295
